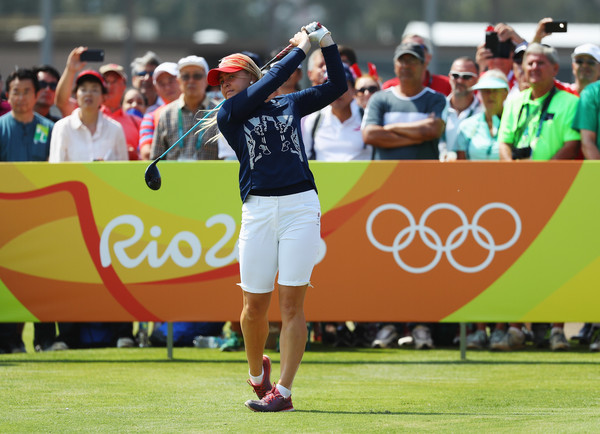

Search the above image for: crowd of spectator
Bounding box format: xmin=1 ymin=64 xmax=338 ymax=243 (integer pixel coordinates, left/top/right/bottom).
xmin=1 ymin=17 xmax=599 ymax=354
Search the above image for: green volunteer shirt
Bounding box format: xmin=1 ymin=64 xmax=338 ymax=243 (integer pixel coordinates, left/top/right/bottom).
xmin=572 ymin=80 xmax=600 ymax=148
xmin=498 ymin=87 xmax=580 ymax=160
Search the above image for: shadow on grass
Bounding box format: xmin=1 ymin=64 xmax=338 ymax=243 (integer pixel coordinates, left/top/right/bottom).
xmin=1 ymin=353 xmax=598 ymax=366
xmin=294 ymin=409 xmax=497 ymax=416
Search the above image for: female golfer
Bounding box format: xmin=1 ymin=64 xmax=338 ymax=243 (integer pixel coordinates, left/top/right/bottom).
xmin=206 ymin=22 xmax=346 ymax=412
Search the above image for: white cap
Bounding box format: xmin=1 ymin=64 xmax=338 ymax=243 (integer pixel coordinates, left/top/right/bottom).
xmin=177 ymin=55 xmax=209 ymax=75
xmin=572 ymin=44 xmax=600 ymax=63
xmin=152 ymin=62 xmax=178 ymax=84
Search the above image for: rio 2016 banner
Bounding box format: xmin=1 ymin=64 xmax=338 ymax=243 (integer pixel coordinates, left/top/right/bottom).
xmin=1 ymin=161 xmax=599 ymax=323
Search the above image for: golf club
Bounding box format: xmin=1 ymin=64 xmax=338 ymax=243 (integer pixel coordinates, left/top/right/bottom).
xmin=144 ymin=100 xmax=224 ymax=190
xmin=144 ymin=25 xmax=320 ymax=190
xmin=261 ymin=23 xmax=322 ymax=70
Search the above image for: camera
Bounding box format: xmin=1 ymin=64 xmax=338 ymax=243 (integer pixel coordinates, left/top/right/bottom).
xmin=80 ymin=49 xmax=105 ymax=62
xmin=485 ymin=31 xmax=513 ymax=59
xmin=544 ymin=21 xmax=568 ymax=33
xmin=512 ymin=146 xmax=532 ymax=160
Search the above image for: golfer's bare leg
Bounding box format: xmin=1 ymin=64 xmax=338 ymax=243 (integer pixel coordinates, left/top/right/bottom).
xmin=241 ymin=291 xmax=271 ymax=376
xmin=277 ymin=284 xmax=308 ymax=390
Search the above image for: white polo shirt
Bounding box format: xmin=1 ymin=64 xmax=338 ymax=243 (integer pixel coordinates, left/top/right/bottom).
xmin=49 ymin=108 xmax=128 ymax=162
xmin=303 ymin=100 xmax=371 ymax=161
xmin=440 ymin=94 xmax=482 ymax=155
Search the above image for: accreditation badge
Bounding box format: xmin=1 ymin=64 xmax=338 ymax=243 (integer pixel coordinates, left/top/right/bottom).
xmin=34 ymin=123 xmax=49 ymax=144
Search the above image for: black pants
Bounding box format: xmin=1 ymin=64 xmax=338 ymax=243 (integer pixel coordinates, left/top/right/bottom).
xmin=0 ymin=323 xmax=25 ymax=353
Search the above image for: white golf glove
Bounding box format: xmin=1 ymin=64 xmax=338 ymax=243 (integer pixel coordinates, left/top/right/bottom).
xmin=303 ymin=22 xmax=331 ymax=44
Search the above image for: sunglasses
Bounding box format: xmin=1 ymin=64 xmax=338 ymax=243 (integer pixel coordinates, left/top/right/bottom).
xmin=39 ymin=80 xmax=57 ymax=90
xmin=180 ymin=73 xmax=205 ymax=81
xmin=575 ymin=59 xmax=598 ymax=66
xmin=450 ymin=71 xmax=478 ymax=80
xmin=356 ymin=85 xmax=379 ymax=94
xmin=135 ymin=71 xmax=151 ymax=77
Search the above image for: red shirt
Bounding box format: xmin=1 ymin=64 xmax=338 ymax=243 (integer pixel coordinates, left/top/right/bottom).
xmin=382 ymin=70 xmax=452 ymax=96
xmin=0 ymin=100 xmax=11 ymax=117
xmin=554 ymin=79 xmax=579 ymax=97
xmin=100 ymin=106 xmax=141 ymax=160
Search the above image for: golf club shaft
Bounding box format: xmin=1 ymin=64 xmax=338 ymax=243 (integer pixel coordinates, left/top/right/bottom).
xmin=154 ymin=100 xmax=225 ymax=162
xmin=260 ymin=23 xmax=320 ymax=71
xmin=260 ymin=44 xmax=294 ymax=71
xmin=153 ymin=28 xmax=317 ymax=162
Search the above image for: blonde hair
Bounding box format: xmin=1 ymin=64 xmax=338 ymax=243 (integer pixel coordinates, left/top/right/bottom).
xmin=197 ymin=103 xmax=224 ymax=144
xmin=355 ymin=73 xmax=381 ymax=89
xmin=199 ymin=53 xmax=264 ymax=143
xmin=223 ymin=53 xmax=262 ymax=82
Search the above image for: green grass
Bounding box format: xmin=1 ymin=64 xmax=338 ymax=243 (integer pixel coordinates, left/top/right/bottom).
xmin=1 ymin=328 xmax=599 ymax=433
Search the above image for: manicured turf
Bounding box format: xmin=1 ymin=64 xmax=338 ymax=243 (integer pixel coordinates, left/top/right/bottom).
xmin=1 ymin=330 xmax=599 ymax=433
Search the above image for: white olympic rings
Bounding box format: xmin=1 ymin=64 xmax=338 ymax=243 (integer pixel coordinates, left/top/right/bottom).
xmin=365 ymin=202 xmax=521 ymax=274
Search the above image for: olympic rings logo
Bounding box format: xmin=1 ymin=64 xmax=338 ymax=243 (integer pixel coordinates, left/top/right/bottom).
xmin=365 ymin=202 xmax=522 ymax=274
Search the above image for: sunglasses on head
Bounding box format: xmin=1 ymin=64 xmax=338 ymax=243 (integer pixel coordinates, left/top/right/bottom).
xmin=38 ymin=80 xmax=57 ymax=90
xmin=450 ymin=71 xmax=478 ymax=80
xmin=180 ymin=72 xmax=205 ymax=81
xmin=356 ymin=85 xmax=379 ymax=94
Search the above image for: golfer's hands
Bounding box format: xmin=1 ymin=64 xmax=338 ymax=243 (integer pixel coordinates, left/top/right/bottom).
xmin=290 ymin=30 xmax=311 ymax=55
xmin=303 ymin=22 xmax=333 ymax=47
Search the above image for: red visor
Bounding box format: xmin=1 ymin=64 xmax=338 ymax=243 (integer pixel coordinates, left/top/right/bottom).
xmin=207 ymin=53 xmax=256 ymax=86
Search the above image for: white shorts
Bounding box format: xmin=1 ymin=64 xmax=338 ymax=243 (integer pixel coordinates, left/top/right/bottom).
xmin=238 ymin=190 xmax=321 ymax=293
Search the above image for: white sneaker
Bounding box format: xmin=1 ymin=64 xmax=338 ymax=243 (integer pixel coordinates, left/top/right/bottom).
xmin=549 ymin=330 xmax=569 ymax=351
xmin=412 ymin=325 xmax=434 ymax=350
xmin=371 ymin=325 xmax=399 ymax=348
xmin=490 ymin=327 xmax=525 ymax=351
xmin=48 ymin=341 xmax=69 ymax=351
xmin=466 ymin=330 xmax=488 ymax=349
xmin=117 ymin=337 xmax=136 ymax=348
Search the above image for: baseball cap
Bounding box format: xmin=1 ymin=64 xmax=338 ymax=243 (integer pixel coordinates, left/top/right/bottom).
xmin=177 ymin=55 xmax=209 ymax=75
xmin=207 ymin=53 xmax=260 ymax=86
xmin=394 ymin=43 xmax=426 ymax=63
xmin=99 ymin=63 xmax=127 ymax=80
xmin=513 ymin=44 xmax=528 ymax=64
xmin=152 ymin=62 xmax=178 ymax=84
xmin=571 ymin=43 xmax=600 ymax=63
xmin=75 ymin=70 xmax=107 ymax=93
xmin=342 ymin=63 xmax=355 ymax=86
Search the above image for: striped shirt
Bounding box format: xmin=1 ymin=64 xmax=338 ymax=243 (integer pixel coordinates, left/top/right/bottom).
xmin=150 ymin=95 xmax=219 ymax=160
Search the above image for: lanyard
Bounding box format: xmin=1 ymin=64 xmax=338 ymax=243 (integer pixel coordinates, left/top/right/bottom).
xmin=513 ymin=86 xmax=556 ymax=147
xmin=177 ymin=109 xmax=204 ymax=150
xmin=485 ymin=114 xmax=500 ymax=157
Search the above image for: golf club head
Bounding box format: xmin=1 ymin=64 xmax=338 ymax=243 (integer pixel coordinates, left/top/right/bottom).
xmin=145 ymin=161 xmax=162 ymax=190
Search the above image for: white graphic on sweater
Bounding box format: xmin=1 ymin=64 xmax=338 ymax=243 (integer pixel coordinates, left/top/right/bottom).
xmin=244 ymin=114 xmax=303 ymax=167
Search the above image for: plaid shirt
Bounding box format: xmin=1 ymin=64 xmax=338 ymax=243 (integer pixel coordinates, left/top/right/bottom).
xmin=150 ymin=94 xmax=219 ymax=160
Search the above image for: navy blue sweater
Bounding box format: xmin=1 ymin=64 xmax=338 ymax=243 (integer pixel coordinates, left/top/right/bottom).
xmin=217 ymin=44 xmax=347 ymax=202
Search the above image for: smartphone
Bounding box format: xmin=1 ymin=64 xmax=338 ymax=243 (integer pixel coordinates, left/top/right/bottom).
xmin=80 ymin=49 xmax=105 ymax=62
xmin=485 ymin=31 xmax=513 ymax=59
xmin=544 ymin=21 xmax=568 ymax=33
xmin=485 ymin=31 xmax=499 ymax=55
